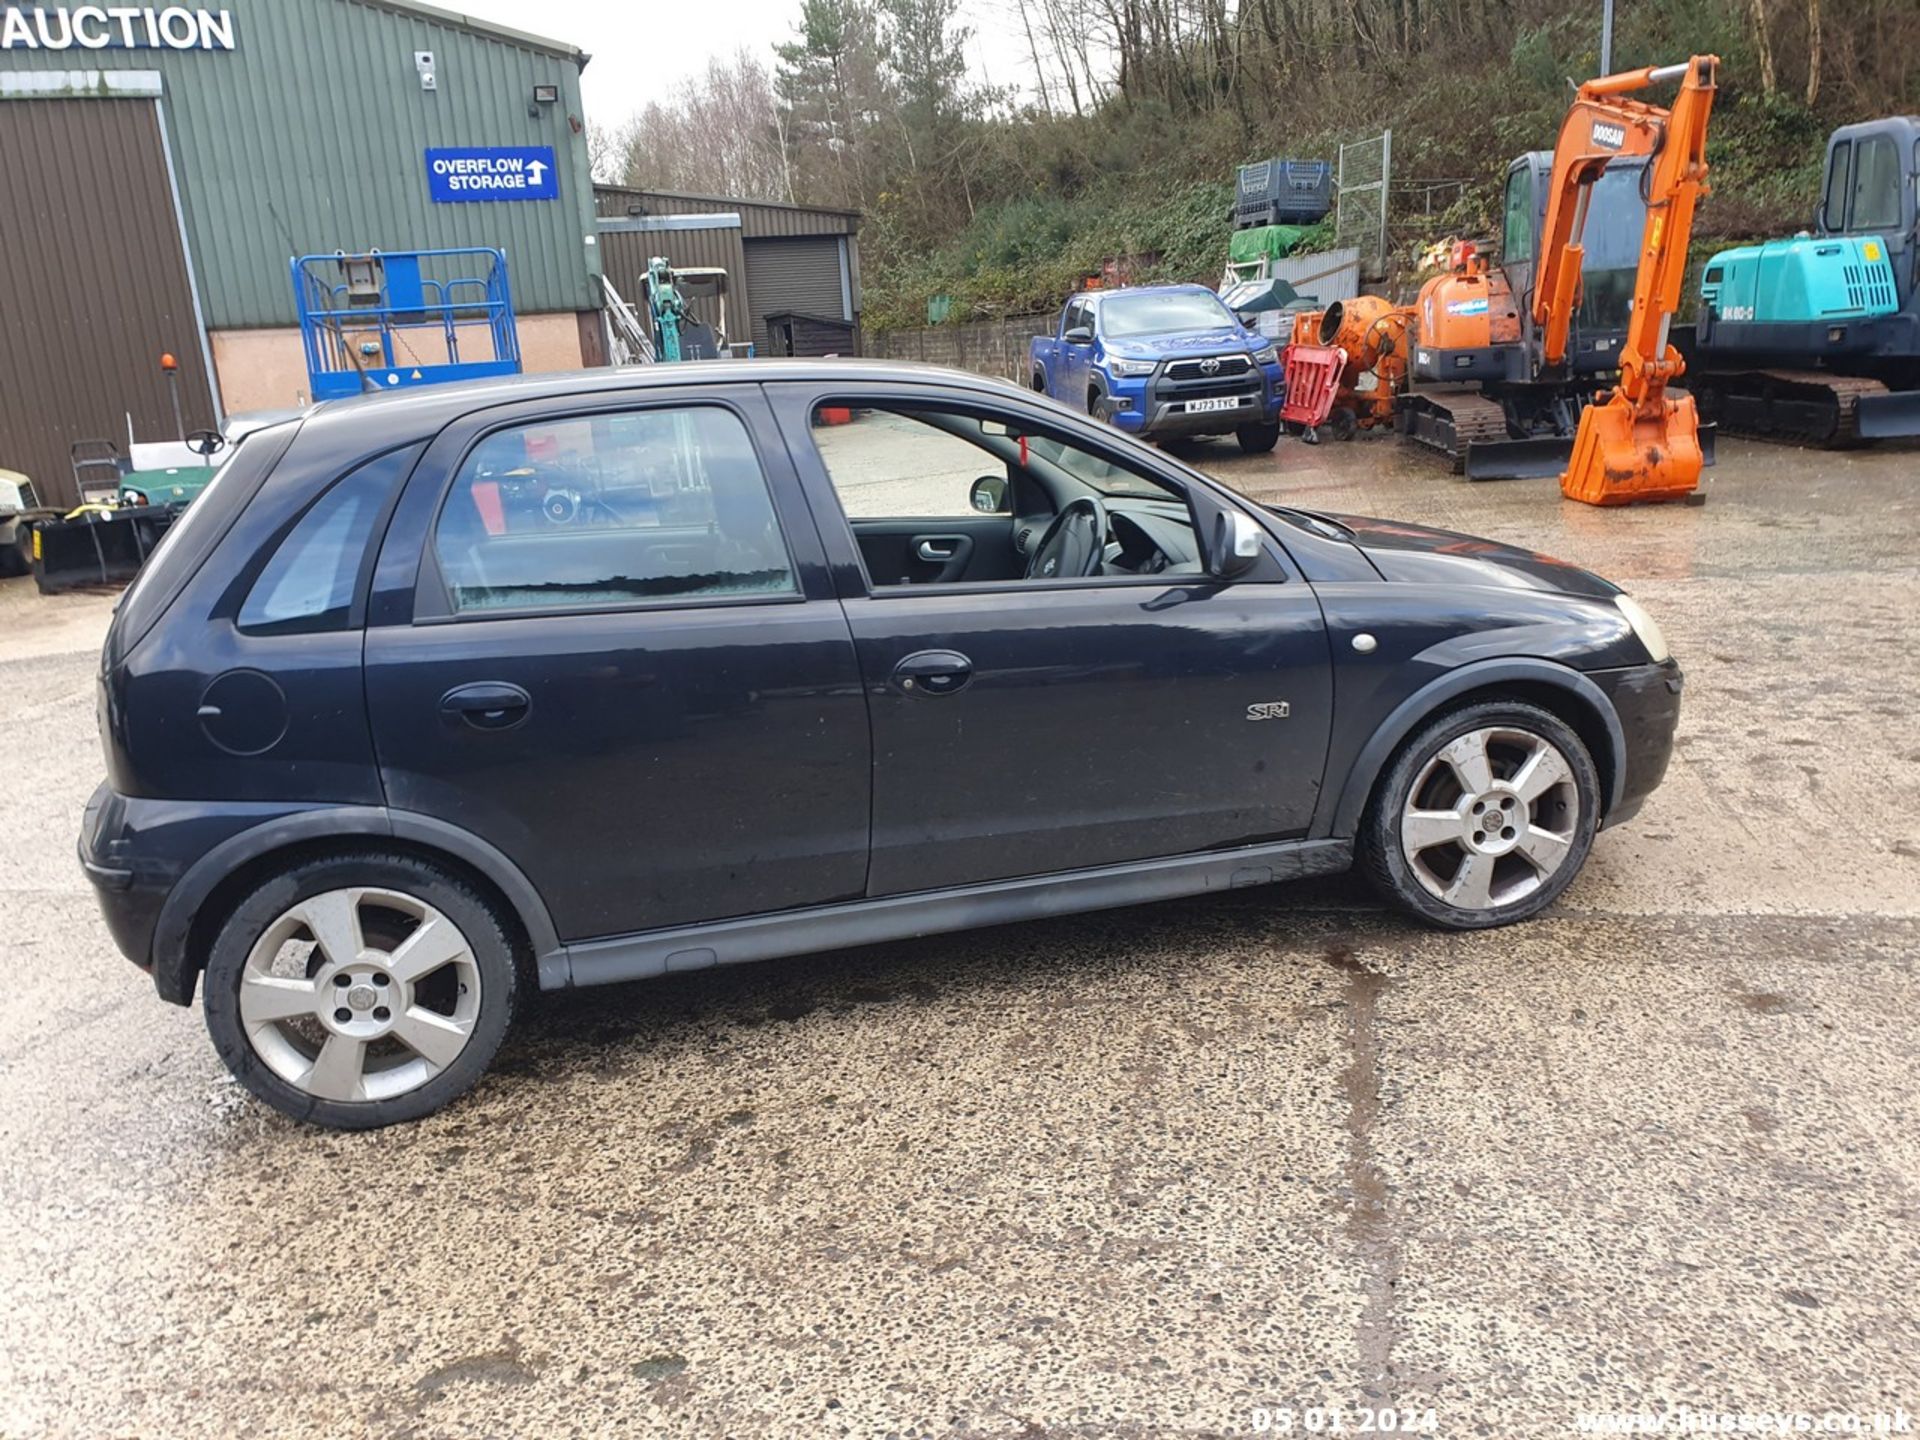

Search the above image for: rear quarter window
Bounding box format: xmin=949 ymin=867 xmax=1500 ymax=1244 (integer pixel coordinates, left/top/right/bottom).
xmin=106 ymin=420 xmax=298 ymax=666
xmin=239 ymin=446 xmax=418 ymax=635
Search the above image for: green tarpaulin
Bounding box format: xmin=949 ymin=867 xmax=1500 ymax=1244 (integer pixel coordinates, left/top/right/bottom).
xmin=1228 ymin=225 xmax=1313 ymax=265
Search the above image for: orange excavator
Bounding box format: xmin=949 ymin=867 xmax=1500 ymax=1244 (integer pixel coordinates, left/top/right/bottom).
xmin=1399 ymin=55 xmax=1719 ymax=500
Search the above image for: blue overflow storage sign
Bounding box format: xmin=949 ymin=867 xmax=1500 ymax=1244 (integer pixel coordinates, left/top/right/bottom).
xmin=426 ymin=147 xmax=559 ymax=203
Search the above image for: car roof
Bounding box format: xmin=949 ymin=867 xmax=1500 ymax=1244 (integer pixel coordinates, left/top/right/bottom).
xmin=1086 ymin=284 xmax=1215 ymax=303
xmin=295 ymin=359 xmax=1037 ymax=449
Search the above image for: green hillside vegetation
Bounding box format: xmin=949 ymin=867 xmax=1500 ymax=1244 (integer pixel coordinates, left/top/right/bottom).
xmin=598 ymin=0 xmax=1918 ymax=330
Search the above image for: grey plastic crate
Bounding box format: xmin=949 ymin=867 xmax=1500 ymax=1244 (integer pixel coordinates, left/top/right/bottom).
xmin=1234 ymin=158 xmax=1333 ymax=228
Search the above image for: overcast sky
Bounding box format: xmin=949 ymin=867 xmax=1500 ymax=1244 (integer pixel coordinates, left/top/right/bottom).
xmin=453 ymin=0 xmax=1046 ymax=130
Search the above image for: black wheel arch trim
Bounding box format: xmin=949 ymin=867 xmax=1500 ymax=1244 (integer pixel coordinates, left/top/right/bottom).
xmin=150 ymin=807 xmax=564 ymax=1005
xmin=1319 ymin=657 xmax=1628 ymax=841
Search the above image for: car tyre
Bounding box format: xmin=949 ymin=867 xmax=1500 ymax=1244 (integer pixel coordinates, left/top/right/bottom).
xmin=1236 ymin=422 xmax=1281 ymax=453
xmin=1358 ymin=700 xmax=1599 ymax=930
xmin=202 ymin=851 xmax=519 ymax=1129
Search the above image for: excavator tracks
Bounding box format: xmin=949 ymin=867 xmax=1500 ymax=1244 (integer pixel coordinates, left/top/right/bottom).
xmin=1397 ymin=391 xmax=1512 ymax=474
xmin=1687 ymin=369 xmax=1889 ymax=446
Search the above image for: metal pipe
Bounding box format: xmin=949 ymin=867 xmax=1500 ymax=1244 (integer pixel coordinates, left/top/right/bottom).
xmin=1600 ymin=0 xmax=1613 ymax=75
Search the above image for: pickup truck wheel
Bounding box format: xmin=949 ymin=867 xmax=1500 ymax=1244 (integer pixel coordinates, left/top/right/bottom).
xmin=1087 ymin=383 xmax=1109 ymax=422
xmin=1031 ymin=368 xmax=1047 ymax=393
xmin=1236 ymin=422 xmax=1281 ymax=454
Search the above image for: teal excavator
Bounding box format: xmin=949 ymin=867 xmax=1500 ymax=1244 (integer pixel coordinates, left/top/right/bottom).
xmin=1680 ymin=117 xmax=1920 ymax=443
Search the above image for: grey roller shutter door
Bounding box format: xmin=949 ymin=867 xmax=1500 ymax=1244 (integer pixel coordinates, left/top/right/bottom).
xmin=744 ymin=237 xmax=847 ymax=353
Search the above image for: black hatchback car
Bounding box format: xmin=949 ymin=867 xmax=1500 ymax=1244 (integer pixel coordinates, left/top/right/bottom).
xmin=80 ymin=361 xmax=1681 ymax=1128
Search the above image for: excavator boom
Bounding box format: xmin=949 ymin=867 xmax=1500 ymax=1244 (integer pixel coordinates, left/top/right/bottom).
xmin=1550 ymin=55 xmax=1719 ymax=505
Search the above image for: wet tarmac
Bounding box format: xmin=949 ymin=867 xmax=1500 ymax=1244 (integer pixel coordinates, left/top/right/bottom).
xmin=1 ymin=432 xmax=1915 ymax=1438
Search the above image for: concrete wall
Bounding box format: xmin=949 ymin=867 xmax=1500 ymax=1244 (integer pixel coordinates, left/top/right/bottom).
xmin=864 ymin=316 xmax=1052 ymax=383
xmin=211 ymin=311 xmax=589 ymax=414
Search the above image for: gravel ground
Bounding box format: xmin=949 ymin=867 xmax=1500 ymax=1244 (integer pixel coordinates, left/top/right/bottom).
xmin=0 ymin=422 xmax=1915 ymax=1439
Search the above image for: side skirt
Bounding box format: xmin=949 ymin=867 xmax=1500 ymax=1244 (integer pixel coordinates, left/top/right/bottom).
xmin=554 ymin=837 xmax=1354 ymax=991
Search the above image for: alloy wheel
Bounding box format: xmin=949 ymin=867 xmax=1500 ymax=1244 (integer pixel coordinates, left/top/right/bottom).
xmin=1398 ymin=726 xmax=1581 ymax=911
xmin=237 ymin=887 xmax=482 ymax=1104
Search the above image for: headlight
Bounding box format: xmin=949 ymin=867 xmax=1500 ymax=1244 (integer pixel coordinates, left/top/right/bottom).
xmin=1107 ymin=357 xmax=1156 ymax=377
xmin=1252 ymin=345 xmax=1279 ymax=365
xmin=1615 ymin=594 xmax=1670 ymax=663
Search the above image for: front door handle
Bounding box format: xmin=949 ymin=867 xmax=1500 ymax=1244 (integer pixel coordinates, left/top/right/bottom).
xmin=915 ymin=539 xmax=958 ymax=562
xmin=890 ymin=650 xmax=973 ymax=697
xmin=439 ymin=681 xmax=531 ymax=731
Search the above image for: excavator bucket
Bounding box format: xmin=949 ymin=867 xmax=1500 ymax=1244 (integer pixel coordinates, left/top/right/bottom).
xmin=1559 ymin=390 xmax=1707 ymax=506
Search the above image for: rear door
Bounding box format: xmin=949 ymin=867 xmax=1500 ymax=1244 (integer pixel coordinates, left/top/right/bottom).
xmin=364 ymin=385 xmax=870 ymax=943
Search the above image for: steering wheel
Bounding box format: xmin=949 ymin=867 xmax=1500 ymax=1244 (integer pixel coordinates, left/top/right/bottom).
xmin=184 ymin=428 xmax=226 ymax=458
xmin=1025 ymin=495 xmax=1109 ymax=581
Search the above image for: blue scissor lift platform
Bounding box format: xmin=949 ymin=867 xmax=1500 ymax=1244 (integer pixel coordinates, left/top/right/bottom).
xmin=293 ymin=248 xmax=522 ymax=401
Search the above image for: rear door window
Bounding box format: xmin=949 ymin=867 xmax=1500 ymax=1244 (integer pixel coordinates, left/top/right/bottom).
xmin=432 ymin=405 xmax=796 ymax=615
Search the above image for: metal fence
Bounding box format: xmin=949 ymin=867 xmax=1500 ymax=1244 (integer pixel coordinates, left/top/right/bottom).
xmin=1336 ymin=130 xmax=1392 ymax=282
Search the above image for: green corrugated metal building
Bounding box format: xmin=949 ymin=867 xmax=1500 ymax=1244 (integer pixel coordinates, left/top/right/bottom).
xmin=1 ymin=0 xmax=604 ymax=501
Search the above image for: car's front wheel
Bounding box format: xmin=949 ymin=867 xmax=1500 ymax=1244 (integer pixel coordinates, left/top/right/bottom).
xmin=1359 ymin=700 xmax=1599 ymax=929
xmin=202 ymin=852 xmax=519 ymax=1128
xmin=1236 ymin=422 xmax=1281 ymax=453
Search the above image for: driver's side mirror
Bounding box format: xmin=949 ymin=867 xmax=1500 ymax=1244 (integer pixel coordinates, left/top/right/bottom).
xmin=1063 ymin=326 xmax=1093 ymax=346
xmin=970 ymin=474 xmax=1010 ymax=514
xmin=1206 ymin=508 xmax=1264 ymax=579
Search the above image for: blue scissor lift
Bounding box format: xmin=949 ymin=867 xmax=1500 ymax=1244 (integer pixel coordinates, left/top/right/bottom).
xmin=292 ymin=247 xmax=522 ymax=401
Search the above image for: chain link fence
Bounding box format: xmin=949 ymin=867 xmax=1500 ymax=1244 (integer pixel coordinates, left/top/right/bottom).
xmin=1335 ymin=130 xmax=1392 ymax=282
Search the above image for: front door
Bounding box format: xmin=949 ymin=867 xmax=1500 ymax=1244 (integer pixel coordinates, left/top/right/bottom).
xmin=772 ymin=383 xmax=1334 ymax=897
xmin=365 ymin=387 xmax=870 ymax=942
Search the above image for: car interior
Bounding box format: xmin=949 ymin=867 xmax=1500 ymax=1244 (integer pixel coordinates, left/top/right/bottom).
xmin=808 ymin=405 xmax=1205 ymax=589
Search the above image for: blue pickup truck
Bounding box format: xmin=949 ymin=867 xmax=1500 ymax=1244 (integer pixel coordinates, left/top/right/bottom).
xmin=1029 ymin=284 xmax=1285 ymax=451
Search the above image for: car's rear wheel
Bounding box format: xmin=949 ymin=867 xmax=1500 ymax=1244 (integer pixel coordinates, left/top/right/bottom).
xmin=202 ymin=852 xmax=518 ymax=1128
xmin=1359 ymin=700 xmax=1598 ymax=929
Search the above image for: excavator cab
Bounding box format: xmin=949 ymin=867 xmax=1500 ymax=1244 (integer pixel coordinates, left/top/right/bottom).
xmin=1502 ymin=153 xmax=1652 ymax=377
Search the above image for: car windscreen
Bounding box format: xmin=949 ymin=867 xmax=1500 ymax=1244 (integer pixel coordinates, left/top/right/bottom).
xmin=1020 ymin=434 xmax=1183 ymax=501
xmin=1100 ymin=292 xmax=1236 ymax=338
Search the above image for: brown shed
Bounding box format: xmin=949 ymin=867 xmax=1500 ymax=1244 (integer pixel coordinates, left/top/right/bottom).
xmin=595 ymin=187 xmax=861 ymax=356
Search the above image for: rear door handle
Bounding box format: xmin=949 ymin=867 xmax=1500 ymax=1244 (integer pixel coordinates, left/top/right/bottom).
xmin=890 ymin=650 xmax=973 ymax=697
xmin=439 ymin=681 xmax=531 ymax=730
